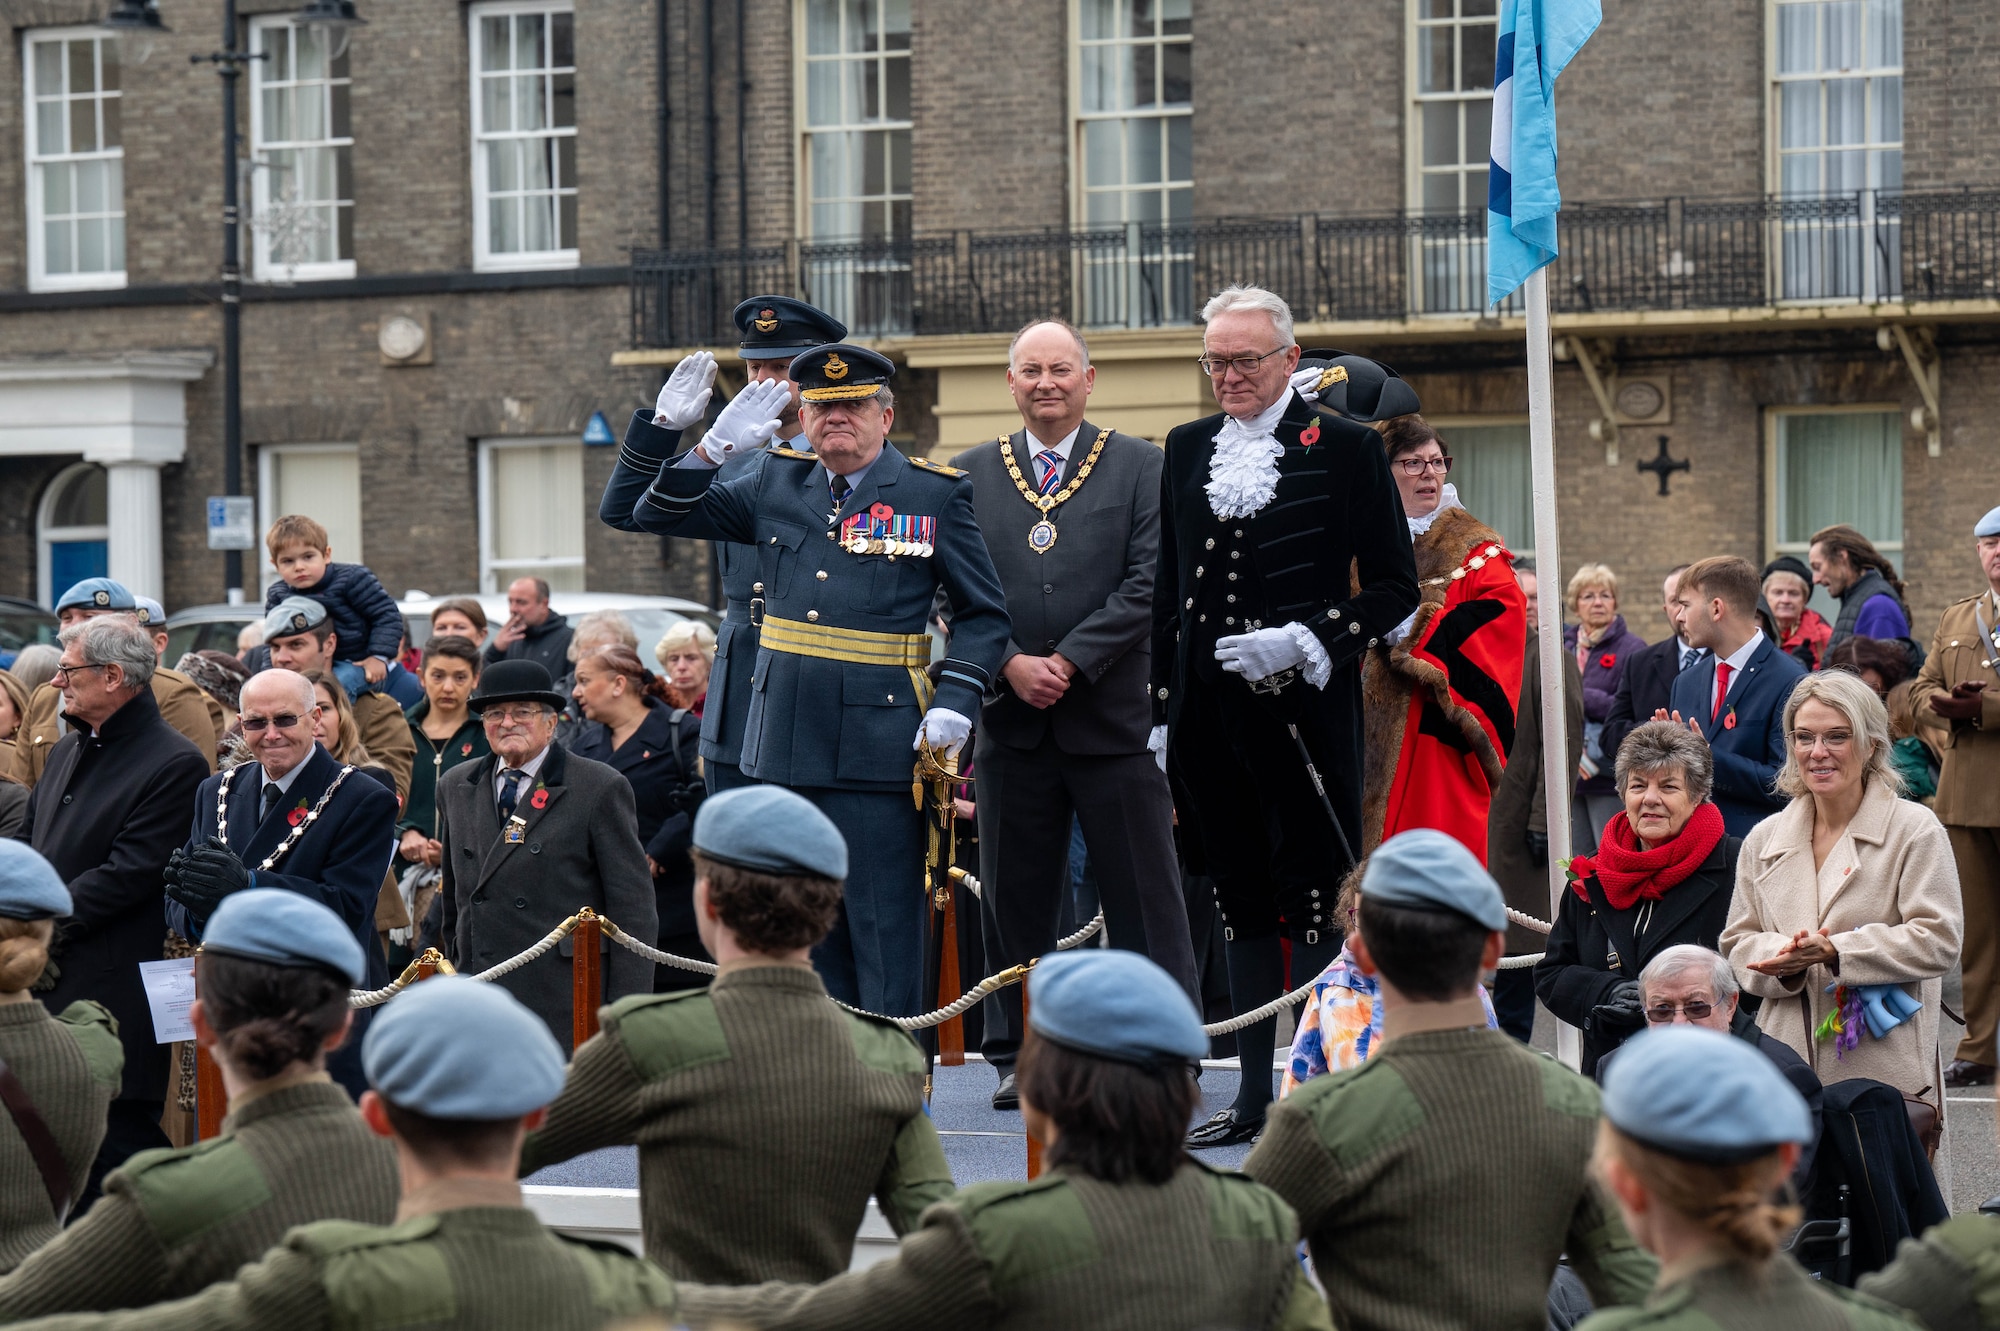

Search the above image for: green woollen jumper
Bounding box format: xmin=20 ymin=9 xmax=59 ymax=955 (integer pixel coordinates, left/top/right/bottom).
xmin=1581 ymin=1250 xmax=1925 ymax=1330
xmin=519 ymin=961 xmax=955 ymax=1284
xmin=0 ymin=1078 xmax=398 ymax=1318
xmin=0 ymin=1002 xmax=122 ymax=1273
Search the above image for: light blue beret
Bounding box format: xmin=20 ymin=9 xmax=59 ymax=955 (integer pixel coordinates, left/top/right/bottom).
xmin=362 ymin=977 xmax=564 ymax=1119
xmin=1602 ymin=1025 xmax=1812 ymax=1162
xmin=132 ymin=596 xmax=165 ymax=627
xmin=1361 ymin=829 xmax=1508 ymax=932
xmin=203 ymin=888 xmax=366 ymax=985
xmin=0 ymin=842 xmax=72 ymax=921
xmin=264 ymin=596 xmax=329 ymax=642
xmin=1977 ymin=506 xmax=2000 ymax=538
xmin=1027 ymin=949 xmax=1207 ymax=1064
xmin=693 ymin=785 xmax=848 ymax=880
xmin=55 ymin=577 xmax=134 ymax=614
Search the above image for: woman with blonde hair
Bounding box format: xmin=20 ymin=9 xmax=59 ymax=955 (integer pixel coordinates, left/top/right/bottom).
xmin=1720 ymin=669 xmax=1961 ymax=1105
xmin=1565 ymin=563 xmax=1649 ymax=850
xmin=653 ymin=620 xmax=717 ymax=715
xmin=1580 ymin=1025 xmax=1919 ymax=1329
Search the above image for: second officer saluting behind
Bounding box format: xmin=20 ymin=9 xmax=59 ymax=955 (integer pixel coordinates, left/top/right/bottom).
xmin=627 ymin=344 xmax=1009 ymax=1019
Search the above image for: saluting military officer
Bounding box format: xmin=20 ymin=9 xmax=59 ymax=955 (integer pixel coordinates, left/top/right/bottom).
xmin=600 ymin=296 xmax=849 ymax=795
xmin=2 ymin=977 xmax=679 ymax=1331
xmin=619 ymin=344 xmax=1009 ymax=1019
xmin=521 ymin=784 xmax=953 ymax=1284
xmin=1580 ymin=1026 xmax=1920 ymax=1331
xmin=0 ymin=889 xmax=397 ymax=1318
xmin=677 ymin=948 xmax=1331 ymax=1331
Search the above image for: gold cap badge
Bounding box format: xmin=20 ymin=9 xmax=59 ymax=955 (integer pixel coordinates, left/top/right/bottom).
xmin=1314 ymin=364 xmax=1350 ymax=394
xmin=824 ymin=353 xmax=849 ymax=380
xmin=753 ymin=308 xmax=779 ymax=333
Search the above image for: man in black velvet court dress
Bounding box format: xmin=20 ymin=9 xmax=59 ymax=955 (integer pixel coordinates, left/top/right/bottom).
xmin=1155 ymin=285 xmax=1418 ymax=1148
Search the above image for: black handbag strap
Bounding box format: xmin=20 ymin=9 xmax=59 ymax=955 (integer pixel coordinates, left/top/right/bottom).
xmin=0 ymin=1058 xmax=71 ymax=1223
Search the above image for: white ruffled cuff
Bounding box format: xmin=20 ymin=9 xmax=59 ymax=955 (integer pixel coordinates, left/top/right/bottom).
xmin=1282 ymin=622 xmax=1332 ymax=689
xmin=1384 ymin=608 xmax=1418 ymax=647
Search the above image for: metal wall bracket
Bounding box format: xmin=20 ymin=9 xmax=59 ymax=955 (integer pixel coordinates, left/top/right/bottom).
xmin=1879 ymin=324 xmax=1942 ymax=458
xmin=1556 ymin=336 xmax=1621 ymax=465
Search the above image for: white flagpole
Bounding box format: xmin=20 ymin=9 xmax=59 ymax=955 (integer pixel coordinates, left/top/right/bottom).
xmin=1524 ymin=265 xmax=1580 ymax=1070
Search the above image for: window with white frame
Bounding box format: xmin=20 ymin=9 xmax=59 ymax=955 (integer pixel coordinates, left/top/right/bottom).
xmin=1075 ymin=0 xmax=1191 ymax=229
xmin=1770 ymin=408 xmax=1903 ymax=619
xmin=470 ymin=2 xmax=577 ymax=271
xmin=250 ymin=18 xmax=354 ymax=280
xmin=1774 ymin=0 xmax=1902 ymax=198
xmin=479 ymin=439 xmax=585 ymax=593
xmin=259 ymin=445 xmax=361 ymax=584
xmin=801 ymin=0 xmax=910 ymax=243
xmin=24 ymin=29 xmax=125 ymax=292
xmin=1410 ymin=0 xmax=1499 ymax=313
xmin=1436 ymin=421 xmax=1533 ymax=558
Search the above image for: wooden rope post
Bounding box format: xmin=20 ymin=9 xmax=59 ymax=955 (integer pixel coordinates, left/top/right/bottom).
xmin=415 ymin=950 xmax=440 ymax=982
xmin=935 ymin=883 xmax=964 ymax=1066
xmin=195 ymin=1043 xmax=227 ymax=1141
xmin=1022 ymin=976 xmax=1042 ymax=1179
xmin=572 ymin=909 xmax=603 ymax=1050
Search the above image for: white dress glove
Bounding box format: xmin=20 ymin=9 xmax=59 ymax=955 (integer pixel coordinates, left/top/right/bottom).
xmin=1147 ymin=723 xmax=1168 ymax=773
xmin=913 ymin=707 xmax=973 ymax=761
xmin=1215 ymin=626 xmax=1309 ymax=681
xmin=654 ymin=351 xmax=718 ymax=430
xmin=700 ymin=378 xmax=791 ymax=461
xmin=1289 ymin=364 xmax=1329 ymax=404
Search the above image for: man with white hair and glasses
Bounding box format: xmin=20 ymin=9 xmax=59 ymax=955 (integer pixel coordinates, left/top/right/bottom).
xmin=1155 ymin=284 xmax=1419 ymax=1147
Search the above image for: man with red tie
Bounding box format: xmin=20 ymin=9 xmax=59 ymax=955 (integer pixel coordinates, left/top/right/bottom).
xmin=1662 ymin=556 xmax=1806 ymax=837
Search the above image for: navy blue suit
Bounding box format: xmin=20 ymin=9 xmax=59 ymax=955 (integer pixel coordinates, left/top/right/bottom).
xmin=600 ymin=410 xmax=767 ymax=792
xmin=174 ymin=744 xmax=399 ymax=1095
xmin=619 ymin=432 xmax=1010 ymax=1017
xmin=1668 ymin=634 xmax=1806 ymax=837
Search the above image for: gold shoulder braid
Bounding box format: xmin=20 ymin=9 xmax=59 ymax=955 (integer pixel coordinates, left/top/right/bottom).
xmin=214 ymin=762 xmax=360 ymax=872
xmin=998 ymin=427 xmax=1111 ymax=555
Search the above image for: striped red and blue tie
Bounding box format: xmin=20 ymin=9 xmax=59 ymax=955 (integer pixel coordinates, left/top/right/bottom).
xmin=1035 ymin=450 xmax=1062 ymax=495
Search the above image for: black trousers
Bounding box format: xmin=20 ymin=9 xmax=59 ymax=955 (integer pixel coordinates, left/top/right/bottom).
xmin=976 ymin=732 xmax=1197 ymax=1069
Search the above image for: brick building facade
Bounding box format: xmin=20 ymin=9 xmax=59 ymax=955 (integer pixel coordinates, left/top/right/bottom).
xmin=1 ymin=0 xmax=1996 ymax=645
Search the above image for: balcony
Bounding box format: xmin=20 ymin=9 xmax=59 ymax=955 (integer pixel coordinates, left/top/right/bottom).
xmin=629 ymin=186 xmax=2000 ymax=349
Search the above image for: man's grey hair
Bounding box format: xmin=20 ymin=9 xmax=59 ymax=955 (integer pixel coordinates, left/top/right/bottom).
xmin=1008 ymin=319 xmax=1091 ymax=371
xmin=8 ymin=644 xmax=61 ymax=694
xmin=1613 ymin=719 xmax=1715 ymax=805
xmin=1638 ymin=944 xmax=1739 ymax=1006
xmin=1200 ymin=284 xmax=1295 ymax=347
xmin=59 ymin=617 xmax=155 ymax=692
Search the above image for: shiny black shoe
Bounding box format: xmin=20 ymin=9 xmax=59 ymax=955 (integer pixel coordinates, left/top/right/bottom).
xmin=1184 ymin=1107 xmax=1264 ymax=1149
xmin=991 ymin=1072 xmax=1019 ymax=1111
xmin=1945 ymin=1059 xmax=1997 ymax=1088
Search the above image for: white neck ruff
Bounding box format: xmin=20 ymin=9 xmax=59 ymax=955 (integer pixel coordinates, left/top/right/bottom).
xmin=1407 ymin=483 xmax=1464 ymax=536
xmin=1206 ymin=393 xmax=1292 ymax=520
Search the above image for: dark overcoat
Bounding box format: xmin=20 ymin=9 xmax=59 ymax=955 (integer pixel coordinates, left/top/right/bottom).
xmin=568 ymin=701 xmax=702 ymax=937
xmin=437 ymin=741 xmax=656 ymax=1050
xmin=1667 ymin=636 xmax=1806 ymax=836
xmin=19 ymin=688 xmax=209 ymax=1101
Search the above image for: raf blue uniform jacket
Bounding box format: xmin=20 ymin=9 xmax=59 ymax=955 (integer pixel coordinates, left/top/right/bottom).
xmin=601 ymin=411 xmax=766 ymax=771
xmin=1667 ymin=634 xmax=1806 ymax=836
xmin=622 ymin=439 xmax=1011 ymax=793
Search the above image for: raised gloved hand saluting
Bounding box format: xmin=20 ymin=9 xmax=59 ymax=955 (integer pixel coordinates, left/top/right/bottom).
xmin=653 ymin=351 xmax=718 ymax=431
xmin=913 ymin=708 xmax=973 ymax=763
xmin=1214 ymin=626 xmax=1309 ymax=682
xmin=699 ymin=378 xmax=791 ymax=463
xmin=163 ymin=835 xmax=250 ymax=927
xmin=1289 ymin=364 xmax=1331 ymax=403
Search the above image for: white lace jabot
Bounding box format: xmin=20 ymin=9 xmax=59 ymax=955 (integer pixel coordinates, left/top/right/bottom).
xmin=1406 ymin=483 xmax=1464 ymax=537
xmin=1206 ymin=392 xmax=1292 ymax=520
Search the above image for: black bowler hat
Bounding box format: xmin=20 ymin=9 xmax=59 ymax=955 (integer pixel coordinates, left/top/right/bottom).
xmin=790 ymin=343 xmax=896 ymax=403
xmin=732 ymin=296 xmax=848 ymax=361
xmin=467 ymin=660 xmax=567 ymax=714
xmin=1297 ymin=349 xmax=1422 ymax=423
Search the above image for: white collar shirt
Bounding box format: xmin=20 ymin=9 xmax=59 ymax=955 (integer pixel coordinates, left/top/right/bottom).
xmin=494 ymin=744 xmax=551 ymax=802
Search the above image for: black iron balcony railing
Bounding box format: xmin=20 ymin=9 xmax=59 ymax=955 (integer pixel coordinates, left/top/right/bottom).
xmin=630 ymin=186 xmax=2000 ymax=348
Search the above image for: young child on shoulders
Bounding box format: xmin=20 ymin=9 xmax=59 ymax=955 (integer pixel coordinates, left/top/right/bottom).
xmin=263 ymin=514 xmax=410 ymax=704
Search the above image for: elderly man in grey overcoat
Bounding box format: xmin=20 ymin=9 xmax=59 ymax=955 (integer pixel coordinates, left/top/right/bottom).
xmin=958 ymin=319 xmax=1200 ymax=1110
xmin=437 ymin=660 xmax=656 ymax=1050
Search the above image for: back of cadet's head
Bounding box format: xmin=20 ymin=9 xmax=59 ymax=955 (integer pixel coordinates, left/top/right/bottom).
xmin=0 ymin=843 xmax=68 ymax=996
xmin=198 ymin=890 xmax=364 ymax=1079
xmin=1356 ymin=831 xmax=1506 ymax=1000
xmin=690 ymin=787 xmax=848 ymax=953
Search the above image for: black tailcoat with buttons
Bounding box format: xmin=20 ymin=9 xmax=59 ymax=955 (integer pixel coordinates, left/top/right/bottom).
xmin=436 ymin=740 xmax=657 ymax=1052
xmin=1152 ymin=390 xmax=1419 ymax=941
xmin=19 ymin=688 xmax=209 ymax=1103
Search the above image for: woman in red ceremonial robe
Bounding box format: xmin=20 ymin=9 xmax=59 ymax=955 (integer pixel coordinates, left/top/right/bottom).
xmin=1358 ymin=416 xmax=1526 ymax=864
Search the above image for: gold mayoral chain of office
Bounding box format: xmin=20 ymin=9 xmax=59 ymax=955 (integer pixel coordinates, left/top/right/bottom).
xmin=998 ymin=427 xmax=1111 ymax=555
xmin=213 ymin=761 xmax=358 ymax=872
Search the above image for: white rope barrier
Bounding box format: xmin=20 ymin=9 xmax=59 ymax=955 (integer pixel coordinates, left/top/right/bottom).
xmin=1201 ymin=978 xmax=1317 ymax=1037
xmin=1507 ymin=906 xmax=1553 ymax=934
xmin=599 ymin=917 xmax=720 ymax=977
xmin=1495 ymin=952 xmax=1545 ymax=970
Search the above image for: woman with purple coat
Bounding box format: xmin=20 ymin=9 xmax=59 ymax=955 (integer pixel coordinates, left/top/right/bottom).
xmin=1564 ymin=563 xmax=1650 ymax=851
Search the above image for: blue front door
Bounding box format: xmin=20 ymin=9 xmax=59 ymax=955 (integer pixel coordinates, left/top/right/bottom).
xmin=48 ymin=540 xmax=108 ymax=599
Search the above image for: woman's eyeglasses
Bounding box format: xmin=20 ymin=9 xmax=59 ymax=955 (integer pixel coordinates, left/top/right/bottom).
xmin=1395 ymin=456 xmax=1453 ymax=477
xmin=1790 ymin=729 xmax=1854 ymax=749
xmin=1643 ymin=1000 xmax=1714 ymax=1024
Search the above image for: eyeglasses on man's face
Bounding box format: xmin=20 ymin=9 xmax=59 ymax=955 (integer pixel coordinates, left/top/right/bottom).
xmin=1196 ymin=347 xmax=1289 ymax=378
xmin=1644 ymin=999 xmax=1715 ymax=1024
xmin=51 ymin=662 xmax=108 ymax=684
xmin=1396 ymin=455 xmax=1453 ymax=477
xmin=241 ymin=711 xmax=313 ymax=733
xmin=482 ymin=705 xmax=552 ymax=726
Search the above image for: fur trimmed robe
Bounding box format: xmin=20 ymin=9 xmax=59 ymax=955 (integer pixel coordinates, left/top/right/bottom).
xmin=1358 ymin=506 xmax=1527 ymax=864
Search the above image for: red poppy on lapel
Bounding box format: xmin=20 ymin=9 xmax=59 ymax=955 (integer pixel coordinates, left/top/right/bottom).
xmin=1298 ymin=421 xmax=1321 ymax=449
xmin=531 ymin=788 xmax=550 ymax=809
xmin=1723 ymin=708 xmax=1738 ymax=730
xmin=460 ymin=742 xmax=472 ymax=756
xmin=286 ymin=805 xmax=306 ymax=827
xmin=642 ymin=750 xmax=651 ymax=760
xmin=1599 ymin=652 xmax=1617 ymax=669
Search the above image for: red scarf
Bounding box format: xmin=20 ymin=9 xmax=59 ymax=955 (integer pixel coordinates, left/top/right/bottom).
xmin=1568 ymin=802 xmax=1725 ymax=911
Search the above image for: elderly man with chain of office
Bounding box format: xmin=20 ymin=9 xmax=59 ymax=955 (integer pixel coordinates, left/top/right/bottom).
xmin=1157 ymin=285 xmax=1419 ymax=1148
xmin=622 ymin=343 xmax=1008 ymax=1018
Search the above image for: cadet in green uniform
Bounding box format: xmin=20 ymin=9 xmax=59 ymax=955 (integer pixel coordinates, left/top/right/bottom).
xmin=4 ymin=976 xmax=678 ymax=1331
xmin=0 ymin=842 xmax=120 ymax=1271
xmin=521 ymin=784 xmax=952 ymax=1284
xmin=0 ymin=888 xmax=396 ymax=1315
xmin=1246 ymin=830 xmax=1657 ymax=1331
xmin=1580 ymin=1025 xmax=1921 ymax=1331
xmin=678 ymin=948 xmax=1330 ymax=1331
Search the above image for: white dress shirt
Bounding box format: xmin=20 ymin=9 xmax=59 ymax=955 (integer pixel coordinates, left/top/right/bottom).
xmin=494 ymin=745 xmax=551 ymax=805
xmin=1020 ymin=423 xmax=1083 ymax=488
xmin=1712 ymin=628 xmax=1766 ymax=713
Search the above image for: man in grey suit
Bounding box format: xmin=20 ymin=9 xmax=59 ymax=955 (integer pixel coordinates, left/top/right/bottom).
xmin=437 ymin=660 xmax=658 ymax=1051
xmin=958 ymin=319 xmax=1199 ymax=1109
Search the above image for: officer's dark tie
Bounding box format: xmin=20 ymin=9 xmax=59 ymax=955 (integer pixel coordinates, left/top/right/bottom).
xmin=498 ymin=769 xmax=524 ymax=823
xmin=260 ymin=782 xmax=284 ymax=825
xmin=830 ymin=472 xmax=851 ymax=510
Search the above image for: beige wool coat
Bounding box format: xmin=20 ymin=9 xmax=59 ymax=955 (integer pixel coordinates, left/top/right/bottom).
xmin=1721 ymin=777 xmax=1962 ymax=1098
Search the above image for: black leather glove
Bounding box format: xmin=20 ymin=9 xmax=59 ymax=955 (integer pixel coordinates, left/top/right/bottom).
xmin=1589 ymin=979 xmax=1645 ymax=1034
xmin=1524 ymin=829 xmax=1549 ymax=867
xmin=164 ymin=836 xmax=250 ymax=926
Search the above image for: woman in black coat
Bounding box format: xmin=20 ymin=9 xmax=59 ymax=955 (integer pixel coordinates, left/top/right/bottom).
xmin=568 ymin=644 xmax=707 ymax=990
xmin=1534 ymin=720 xmax=1741 ymax=1076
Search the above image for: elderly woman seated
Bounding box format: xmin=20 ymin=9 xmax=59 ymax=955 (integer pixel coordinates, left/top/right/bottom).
xmin=1535 ymin=721 xmax=1740 ymax=1077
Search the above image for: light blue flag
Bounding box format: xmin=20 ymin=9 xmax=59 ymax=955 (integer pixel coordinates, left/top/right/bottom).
xmin=1487 ymin=0 xmax=1601 ymax=307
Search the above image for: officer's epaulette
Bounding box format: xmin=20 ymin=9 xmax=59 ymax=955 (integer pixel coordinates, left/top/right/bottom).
xmin=604 ymin=986 xmax=710 ymax=1021
xmin=1949 ymin=592 xmax=1984 ymax=607
xmin=907 ymin=456 xmax=967 ymax=478
xmin=770 ymin=446 xmax=818 ymax=462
